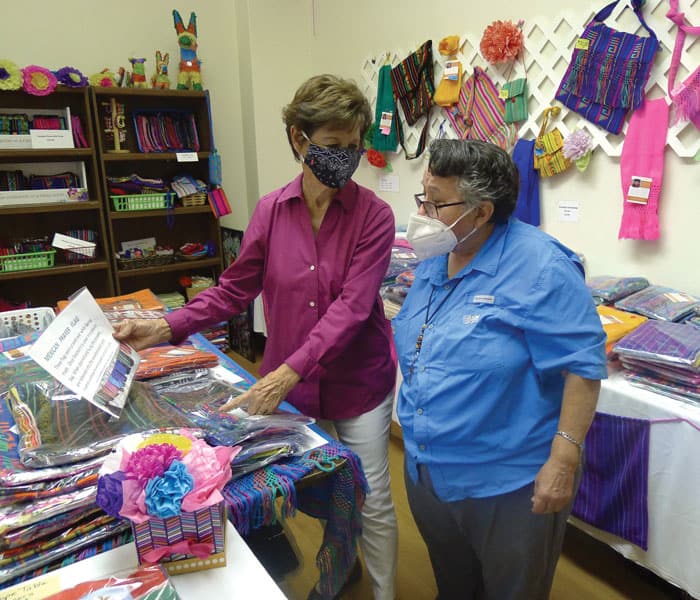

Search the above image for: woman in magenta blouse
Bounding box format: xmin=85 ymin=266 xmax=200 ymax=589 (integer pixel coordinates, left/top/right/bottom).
xmin=114 ymin=74 xmax=398 ymax=600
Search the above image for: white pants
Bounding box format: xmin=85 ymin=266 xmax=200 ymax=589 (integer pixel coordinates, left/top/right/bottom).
xmin=318 ymin=394 xmax=398 ymax=600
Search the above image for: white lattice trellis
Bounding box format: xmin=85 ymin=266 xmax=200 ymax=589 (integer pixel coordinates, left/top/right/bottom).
xmin=360 ymin=0 xmax=700 ymax=158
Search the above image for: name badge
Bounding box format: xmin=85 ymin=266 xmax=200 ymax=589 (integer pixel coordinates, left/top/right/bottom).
xmin=463 ymin=314 xmax=481 ymax=325
xmin=472 ymin=294 xmax=495 ymax=304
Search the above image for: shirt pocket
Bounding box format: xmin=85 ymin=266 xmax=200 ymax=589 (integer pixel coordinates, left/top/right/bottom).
xmin=433 ymin=299 xmax=505 ymax=371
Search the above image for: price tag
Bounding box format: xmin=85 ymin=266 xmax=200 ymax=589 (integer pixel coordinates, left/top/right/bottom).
xmin=626 ymin=175 xmax=652 ymax=205
xmin=443 ymin=60 xmax=460 ymax=81
xmin=575 ymin=38 xmax=590 ymax=50
xmin=499 ymin=88 xmax=510 ymax=99
xmin=379 ymin=111 xmax=393 ymax=135
xmin=176 ymin=151 xmax=199 ymax=162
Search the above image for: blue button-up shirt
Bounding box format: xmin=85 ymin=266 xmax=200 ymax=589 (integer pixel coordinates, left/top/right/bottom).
xmin=393 ymin=218 xmax=607 ymax=501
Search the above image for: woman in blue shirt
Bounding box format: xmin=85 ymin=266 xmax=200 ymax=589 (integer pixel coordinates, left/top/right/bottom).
xmin=393 ymin=139 xmax=607 ymax=599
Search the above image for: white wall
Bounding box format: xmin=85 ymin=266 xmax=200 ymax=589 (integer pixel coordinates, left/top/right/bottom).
xmin=244 ymin=0 xmax=700 ymax=295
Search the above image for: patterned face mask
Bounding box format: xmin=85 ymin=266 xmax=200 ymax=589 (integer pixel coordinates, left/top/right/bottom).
xmin=301 ymin=132 xmax=362 ymax=189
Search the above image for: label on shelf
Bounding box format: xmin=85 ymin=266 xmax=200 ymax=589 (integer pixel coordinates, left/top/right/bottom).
xmin=176 ymin=151 xmax=199 ymax=162
xmin=30 ymin=129 xmax=74 ymax=149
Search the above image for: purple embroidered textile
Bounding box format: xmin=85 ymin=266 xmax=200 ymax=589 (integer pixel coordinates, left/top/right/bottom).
xmin=613 ymin=320 xmax=700 ymax=371
xmin=572 ymin=412 xmax=650 ymax=549
xmin=614 ymin=285 xmax=700 ymax=321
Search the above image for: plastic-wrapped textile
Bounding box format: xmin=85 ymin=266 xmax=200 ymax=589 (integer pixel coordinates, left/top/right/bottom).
xmin=396 ymin=270 xmax=415 ymax=286
xmin=0 ymin=519 xmax=130 ymax=586
xmin=587 ymin=275 xmax=650 ymax=303
xmin=383 ymin=246 xmax=419 ymax=284
xmin=0 ymin=529 xmax=133 ymax=590
xmin=625 ymin=372 xmax=700 ymax=405
xmin=0 ymin=485 xmax=96 ymax=536
xmin=35 ymin=565 xmax=178 ymax=600
xmin=0 ymin=463 xmax=99 ymax=507
xmin=6 ymin=380 xmax=194 ymax=468
xmin=613 ymin=320 xmax=700 ymax=371
xmin=0 ymin=512 xmax=115 ymax=565
xmin=614 ymin=285 xmax=700 ymax=321
xmin=0 ymin=506 xmax=103 ymax=551
xmin=135 ymin=344 xmax=220 ymax=380
xmin=597 ymin=305 xmax=648 ymax=347
xmin=620 ymin=357 xmax=700 ymax=387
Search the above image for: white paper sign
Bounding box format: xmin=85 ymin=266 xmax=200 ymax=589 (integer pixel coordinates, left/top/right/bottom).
xmin=28 ymin=288 xmax=140 ymax=418
xmin=29 ymin=129 xmax=73 ymax=149
xmin=176 ymin=151 xmax=199 ymax=162
xmin=378 ymin=174 xmax=399 ymax=193
xmin=51 ymin=233 xmax=95 ymax=257
xmin=558 ymin=200 xmax=580 ymax=222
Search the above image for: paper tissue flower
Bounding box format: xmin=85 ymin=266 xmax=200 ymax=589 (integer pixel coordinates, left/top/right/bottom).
xmin=55 ymin=66 xmax=88 ymax=88
xmin=0 ymin=60 xmax=22 ymax=90
xmin=480 ymin=20 xmax=524 ymax=65
xmin=96 ymin=431 xmax=240 ymax=524
xmin=563 ymin=128 xmax=594 ymax=172
xmin=22 ymin=65 xmax=57 ymax=96
xmin=367 ymin=149 xmax=387 ymax=169
xmin=89 ymin=68 xmax=117 ymax=87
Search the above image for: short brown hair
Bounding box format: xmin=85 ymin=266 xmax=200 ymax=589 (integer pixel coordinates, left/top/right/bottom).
xmin=282 ymin=74 xmax=372 ymax=160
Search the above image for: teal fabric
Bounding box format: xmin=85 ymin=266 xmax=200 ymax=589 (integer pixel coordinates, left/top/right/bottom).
xmin=372 ymin=65 xmax=398 ymax=152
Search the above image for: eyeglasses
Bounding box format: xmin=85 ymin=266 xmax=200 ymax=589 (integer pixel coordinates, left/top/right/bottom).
xmin=414 ymin=193 xmax=465 ymax=219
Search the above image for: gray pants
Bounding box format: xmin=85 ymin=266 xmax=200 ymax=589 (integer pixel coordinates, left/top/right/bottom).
xmin=405 ymin=462 xmax=578 ymax=600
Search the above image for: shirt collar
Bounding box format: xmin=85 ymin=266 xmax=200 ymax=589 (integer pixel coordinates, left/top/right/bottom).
xmin=416 ymin=218 xmax=512 ymax=285
xmin=278 ymin=173 xmax=357 ymax=212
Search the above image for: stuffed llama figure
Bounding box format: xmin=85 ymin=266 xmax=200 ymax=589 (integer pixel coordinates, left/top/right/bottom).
xmin=151 ymin=51 xmax=170 ymax=89
xmin=172 ymin=10 xmax=202 ymax=90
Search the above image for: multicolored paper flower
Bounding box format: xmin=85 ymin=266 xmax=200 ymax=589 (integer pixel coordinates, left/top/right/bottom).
xmin=480 ymin=20 xmax=524 ymax=65
xmin=89 ymin=69 xmax=117 ymax=87
xmin=96 ymin=431 xmax=240 ymax=524
xmin=22 ymin=65 xmax=57 ymax=96
xmin=55 ymin=66 xmax=88 ymax=88
xmin=563 ymin=128 xmax=594 ymax=172
xmin=0 ymin=60 xmax=22 ymax=91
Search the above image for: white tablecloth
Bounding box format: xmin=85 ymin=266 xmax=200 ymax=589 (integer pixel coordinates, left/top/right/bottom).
xmin=571 ymin=370 xmax=700 ymax=598
xmin=0 ymin=522 xmax=286 ymax=599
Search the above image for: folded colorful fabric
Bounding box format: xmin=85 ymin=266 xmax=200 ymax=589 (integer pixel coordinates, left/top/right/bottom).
xmin=613 ymin=320 xmax=700 ymax=371
xmin=135 ymin=345 xmax=220 ymax=380
xmin=587 ymin=275 xmax=649 ymax=303
xmin=625 ymin=372 xmax=700 ymax=404
xmin=597 ymin=305 xmax=648 ymax=345
xmin=614 ymin=285 xmax=700 ymax=321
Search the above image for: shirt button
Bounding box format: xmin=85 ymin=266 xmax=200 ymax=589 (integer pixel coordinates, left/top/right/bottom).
xmin=417 ymin=408 xmax=424 ymax=415
xmin=309 ymin=301 xmax=316 ymax=308
xmin=419 ymin=444 xmax=426 ymax=451
xmin=429 ymin=324 xmax=434 ymax=329
xmin=420 ymin=366 xmax=426 ymax=372
xmin=309 ymin=264 xmax=316 ymax=271
xmin=444 ymin=284 xmax=450 ymax=290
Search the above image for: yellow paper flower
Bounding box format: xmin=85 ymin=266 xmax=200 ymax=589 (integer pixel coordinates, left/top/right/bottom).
xmin=0 ymin=60 xmax=22 ymax=91
xmin=138 ymin=432 xmax=193 ymax=455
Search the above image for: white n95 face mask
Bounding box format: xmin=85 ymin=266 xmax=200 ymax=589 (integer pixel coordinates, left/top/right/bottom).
xmin=406 ymin=208 xmax=477 ymax=260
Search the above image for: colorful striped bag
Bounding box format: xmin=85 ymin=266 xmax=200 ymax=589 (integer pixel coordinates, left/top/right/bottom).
xmin=533 ymin=107 xmax=571 ymax=178
xmin=444 ymin=66 xmax=517 ymax=152
xmin=555 ymin=0 xmax=659 ymax=135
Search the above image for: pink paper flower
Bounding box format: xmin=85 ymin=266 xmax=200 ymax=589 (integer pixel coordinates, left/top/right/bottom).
xmin=480 ymin=20 xmax=524 ymax=65
xmin=125 ymin=443 xmax=182 ymax=483
xmin=22 ymin=65 xmax=57 ymax=96
xmin=563 ymin=128 xmax=593 ymax=161
xmin=180 ymin=440 xmax=239 ymax=512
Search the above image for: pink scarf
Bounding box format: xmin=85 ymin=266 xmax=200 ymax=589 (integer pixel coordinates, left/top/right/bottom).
xmin=666 ymin=0 xmax=700 ymax=129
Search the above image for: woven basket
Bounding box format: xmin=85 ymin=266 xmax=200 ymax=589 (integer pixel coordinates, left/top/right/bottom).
xmin=180 ymin=192 xmax=207 ymax=207
xmin=117 ymin=253 xmax=175 ymax=271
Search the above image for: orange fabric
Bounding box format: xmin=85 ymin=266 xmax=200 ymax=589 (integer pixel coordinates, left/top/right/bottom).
xmin=597 ymin=305 xmax=648 ymax=345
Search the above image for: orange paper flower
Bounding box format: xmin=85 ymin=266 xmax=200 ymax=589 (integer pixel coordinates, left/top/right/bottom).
xmin=480 ymin=20 xmax=524 ymax=65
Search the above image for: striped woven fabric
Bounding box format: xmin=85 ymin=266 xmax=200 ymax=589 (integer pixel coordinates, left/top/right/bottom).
xmin=556 ymin=0 xmax=659 ymax=134
xmin=572 ymin=412 xmax=650 ymax=549
xmin=534 ymin=129 xmax=571 ymax=177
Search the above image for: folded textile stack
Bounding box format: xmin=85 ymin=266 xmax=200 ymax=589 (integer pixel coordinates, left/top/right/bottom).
xmin=135 ymin=344 xmax=220 ymax=380
xmin=587 ymin=275 xmax=650 ymax=305
xmin=156 ymin=291 xmax=186 ymax=310
xmin=381 ymin=241 xmax=418 ymax=319
xmin=200 ymin=321 xmax=230 ymax=353
xmin=613 ymin=320 xmax=700 ymax=404
xmin=614 ymin=285 xmax=700 ymax=322
xmin=107 ymin=174 xmax=169 ymax=196
xmin=597 ymin=305 xmax=648 ymax=357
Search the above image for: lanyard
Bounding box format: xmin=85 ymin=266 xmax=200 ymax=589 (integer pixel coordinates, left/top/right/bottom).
xmin=408 ymin=281 xmax=461 ymax=382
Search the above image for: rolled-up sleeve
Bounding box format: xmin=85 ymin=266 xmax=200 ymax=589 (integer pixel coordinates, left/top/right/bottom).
xmin=520 ymin=255 xmax=608 ymax=380
xmin=285 ymin=203 xmax=395 ymax=379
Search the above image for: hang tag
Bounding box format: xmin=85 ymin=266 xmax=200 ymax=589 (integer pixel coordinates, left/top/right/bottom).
xmin=575 ymin=38 xmax=590 ymax=50
xmin=626 ymin=175 xmax=652 ymax=205
xmin=379 ymin=111 xmax=393 ymax=135
xmin=443 ymin=60 xmax=460 ymax=81
xmin=499 ymin=88 xmax=510 ymax=99
xmin=664 ymin=292 xmax=694 ymax=303
xmin=599 ymin=314 xmax=623 ymax=326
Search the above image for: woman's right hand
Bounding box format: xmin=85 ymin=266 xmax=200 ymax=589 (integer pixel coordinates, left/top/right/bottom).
xmin=112 ymin=318 xmax=172 ymax=351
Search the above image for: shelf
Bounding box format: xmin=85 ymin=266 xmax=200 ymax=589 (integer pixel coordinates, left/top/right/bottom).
xmin=0 ymin=201 xmax=101 ymax=215
xmin=0 ymin=148 xmax=94 ymax=163
xmin=110 ymin=205 xmax=212 ymax=219
xmin=117 ymin=257 xmax=221 ymax=278
xmin=0 ymin=260 xmax=110 ymax=281
xmin=102 ymin=152 xmax=210 ymax=162
xmin=92 ymin=88 xmax=207 ymax=99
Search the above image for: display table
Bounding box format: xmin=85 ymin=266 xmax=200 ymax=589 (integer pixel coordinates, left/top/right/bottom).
xmin=571 ymin=369 xmax=700 ymax=598
xmin=0 ymin=521 xmax=286 ymax=599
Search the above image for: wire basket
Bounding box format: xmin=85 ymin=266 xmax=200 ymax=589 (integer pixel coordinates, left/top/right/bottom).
xmin=0 ymin=250 xmax=56 ymax=272
xmin=111 ymin=193 xmax=174 ymax=212
xmin=63 ymin=230 xmax=98 ymax=264
xmin=180 ymin=192 xmax=208 ymax=207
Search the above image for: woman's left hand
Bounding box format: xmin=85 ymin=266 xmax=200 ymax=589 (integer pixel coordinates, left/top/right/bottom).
xmin=531 ymin=457 xmax=577 ymax=514
xmin=220 ymin=363 xmax=301 ymax=415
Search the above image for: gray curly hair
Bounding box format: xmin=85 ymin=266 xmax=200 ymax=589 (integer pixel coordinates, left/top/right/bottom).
xmin=427 ymin=140 xmax=520 ymax=223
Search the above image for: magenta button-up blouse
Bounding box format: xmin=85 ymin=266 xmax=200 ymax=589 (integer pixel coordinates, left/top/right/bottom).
xmin=165 ymin=174 xmax=396 ymax=419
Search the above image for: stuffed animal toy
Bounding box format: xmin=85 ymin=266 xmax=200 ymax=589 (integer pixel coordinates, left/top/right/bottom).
xmin=151 ymin=51 xmax=170 ymax=89
xmin=128 ymin=58 xmax=147 ymax=88
xmin=173 ymin=9 xmax=202 ymax=90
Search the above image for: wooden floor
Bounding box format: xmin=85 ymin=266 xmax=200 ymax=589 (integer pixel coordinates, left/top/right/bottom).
xmin=227 ymin=348 xmax=685 ymax=600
